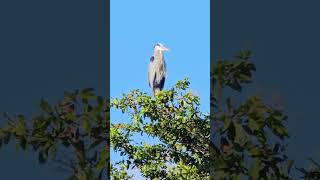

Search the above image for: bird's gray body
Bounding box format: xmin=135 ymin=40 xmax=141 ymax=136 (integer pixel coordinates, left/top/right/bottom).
xmin=148 ymin=43 xmax=169 ymax=95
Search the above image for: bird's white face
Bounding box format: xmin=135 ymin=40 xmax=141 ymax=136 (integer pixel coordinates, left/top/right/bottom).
xmin=154 ymin=43 xmax=170 ymax=53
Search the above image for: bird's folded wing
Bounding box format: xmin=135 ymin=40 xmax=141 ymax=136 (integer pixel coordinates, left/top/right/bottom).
xmin=148 ymin=56 xmax=155 ymax=88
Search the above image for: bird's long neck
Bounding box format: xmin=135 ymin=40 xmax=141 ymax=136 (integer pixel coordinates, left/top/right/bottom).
xmin=153 ymin=50 xmax=163 ymax=61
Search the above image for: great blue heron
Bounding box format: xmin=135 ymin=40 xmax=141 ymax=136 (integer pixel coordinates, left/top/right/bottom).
xmin=148 ymin=43 xmax=170 ymax=95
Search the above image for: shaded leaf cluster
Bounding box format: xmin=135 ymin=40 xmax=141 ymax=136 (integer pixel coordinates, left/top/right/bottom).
xmin=0 ymin=89 xmax=109 ymax=180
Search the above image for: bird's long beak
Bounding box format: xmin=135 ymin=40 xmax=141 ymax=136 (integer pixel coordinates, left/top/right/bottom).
xmin=163 ymin=47 xmax=170 ymax=52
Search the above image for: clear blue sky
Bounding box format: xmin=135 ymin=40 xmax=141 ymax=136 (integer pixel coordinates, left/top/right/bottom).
xmin=111 ymin=0 xmax=209 ymax=178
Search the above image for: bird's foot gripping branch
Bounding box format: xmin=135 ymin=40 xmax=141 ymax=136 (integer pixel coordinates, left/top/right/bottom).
xmin=111 ymin=78 xmax=210 ymax=179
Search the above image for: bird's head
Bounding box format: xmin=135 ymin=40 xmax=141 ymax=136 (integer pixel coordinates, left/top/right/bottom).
xmin=154 ymin=43 xmax=170 ymax=53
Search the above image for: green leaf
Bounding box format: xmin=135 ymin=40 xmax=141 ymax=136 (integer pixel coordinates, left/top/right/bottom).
xmin=249 ymin=158 xmax=260 ymax=179
xmin=248 ymin=146 xmax=260 ymax=157
xmin=80 ymin=88 xmax=95 ymax=100
xmin=50 ymin=143 xmax=57 ymax=159
xmin=248 ymin=118 xmax=260 ymax=131
xmin=15 ymin=116 xmax=27 ymax=136
xmin=96 ymin=149 xmax=108 ymax=170
xmin=82 ymin=117 xmax=91 ymax=134
xmin=238 ymin=73 xmax=251 ymax=82
xmin=287 ymin=160 xmax=294 ymax=174
xmin=233 ymin=174 xmax=242 ymax=180
xmin=64 ymin=90 xmax=78 ymax=102
xmin=234 ymin=122 xmax=248 ymax=146
xmin=40 ymin=99 xmax=53 ymax=113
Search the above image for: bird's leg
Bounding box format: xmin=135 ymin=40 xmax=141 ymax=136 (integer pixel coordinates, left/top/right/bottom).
xmin=154 ymin=89 xmax=160 ymax=97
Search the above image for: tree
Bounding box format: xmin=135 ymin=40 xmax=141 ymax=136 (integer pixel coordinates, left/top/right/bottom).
xmin=0 ymin=50 xmax=318 ymax=179
xmin=0 ymin=89 xmax=109 ymax=179
xmin=210 ymin=50 xmax=293 ymax=179
xmin=110 ymin=79 xmax=210 ymax=179
xmin=110 ymin=50 xmax=295 ymax=179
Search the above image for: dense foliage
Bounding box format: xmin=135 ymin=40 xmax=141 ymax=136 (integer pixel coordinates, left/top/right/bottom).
xmin=0 ymin=50 xmax=319 ymax=179
xmin=110 ymin=79 xmax=210 ymax=179
xmin=210 ymin=50 xmax=292 ymax=179
xmin=111 ymin=50 xmax=319 ymax=179
xmin=0 ymin=89 xmax=109 ymax=179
